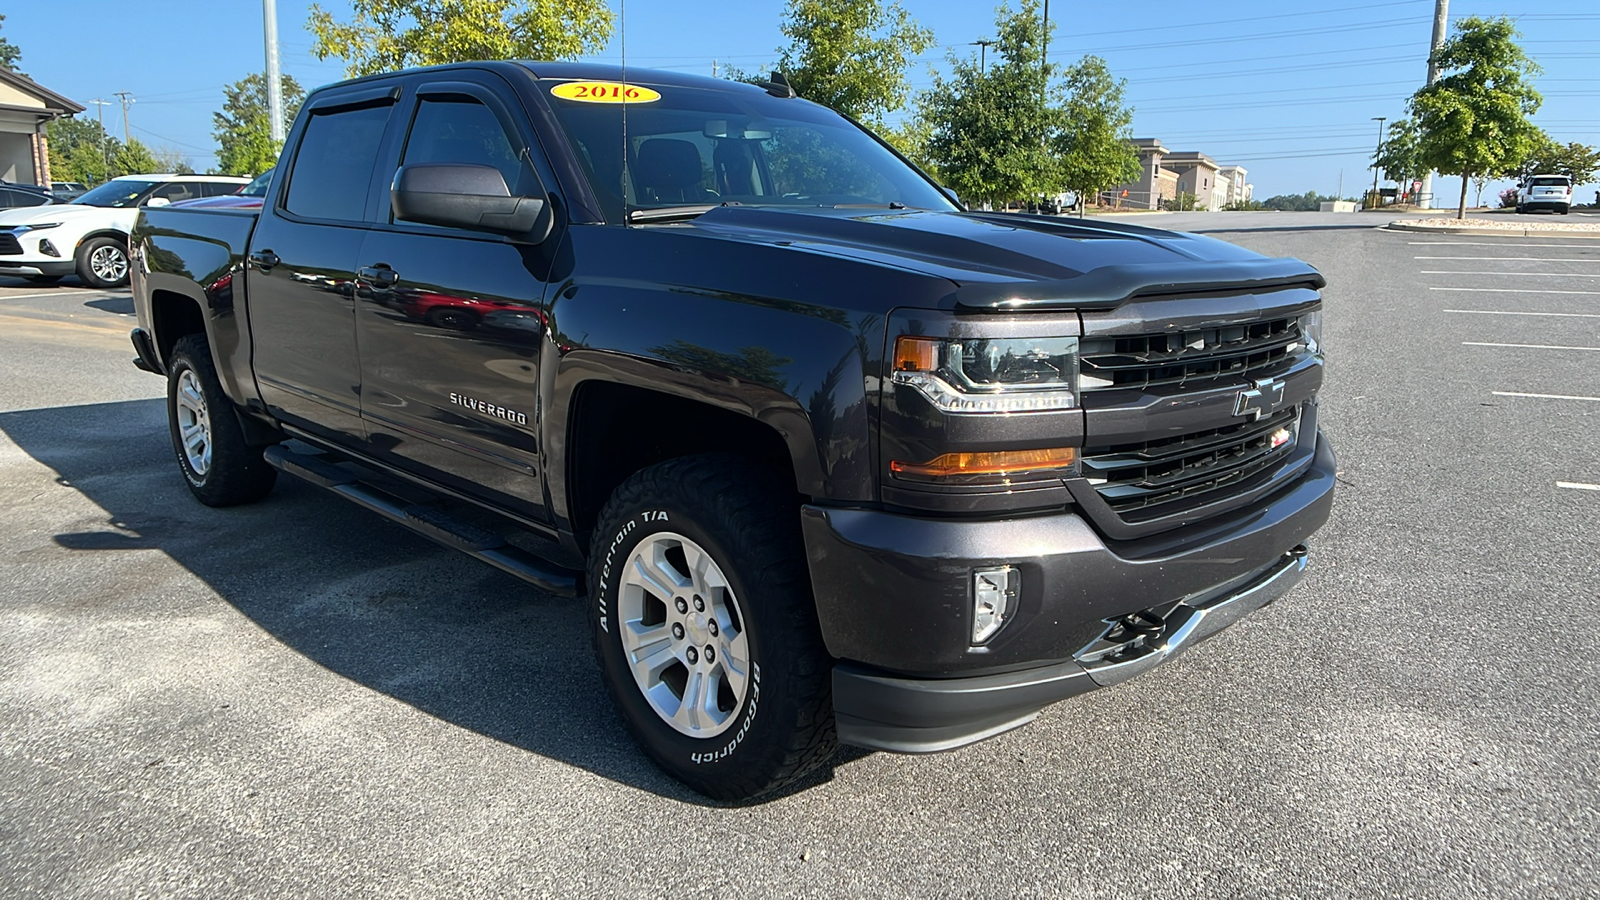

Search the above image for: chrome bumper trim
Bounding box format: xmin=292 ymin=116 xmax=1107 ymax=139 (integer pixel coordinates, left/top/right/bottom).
xmin=1077 ymin=546 xmax=1308 ymax=687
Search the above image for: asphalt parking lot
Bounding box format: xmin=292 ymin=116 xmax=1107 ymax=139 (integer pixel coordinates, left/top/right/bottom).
xmin=2 ymin=214 xmax=1596 ymax=898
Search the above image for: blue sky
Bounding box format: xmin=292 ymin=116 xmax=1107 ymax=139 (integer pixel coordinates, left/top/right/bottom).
xmin=6 ymin=1 xmax=1596 ymax=203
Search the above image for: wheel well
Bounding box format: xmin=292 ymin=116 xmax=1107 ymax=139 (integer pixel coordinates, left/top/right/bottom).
xmin=567 ymin=380 xmax=798 ymax=544
xmin=75 ymin=230 xmax=129 ymax=255
xmin=150 ymin=289 xmax=206 ymax=366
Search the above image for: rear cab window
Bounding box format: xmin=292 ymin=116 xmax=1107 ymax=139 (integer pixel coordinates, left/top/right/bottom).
xmin=284 ymin=102 xmax=394 ymax=221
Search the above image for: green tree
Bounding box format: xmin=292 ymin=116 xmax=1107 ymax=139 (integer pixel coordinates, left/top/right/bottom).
xmin=213 ymin=73 xmax=305 ymax=176
xmin=922 ymin=0 xmax=1063 ymax=208
xmin=1372 ymin=118 xmax=1428 ymax=199
xmin=112 ymin=138 xmax=160 ymax=178
xmin=1409 ymin=16 xmax=1543 ymax=219
xmin=768 ymin=0 xmax=934 ymax=126
xmin=881 ymin=116 xmax=938 ymax=181
xmin=48 ymin=118 xmax=118 ymax=185
xmin=150 ymin=145 xmax=195 ymax=176
xmin=309 ymin=0 xmax=613 ymax=78
xmin=1512 ymin=136 xmax=1600 ymax=186
xmin=1055 ymin=56 xmax=1138 ymax=216
xmin=0 ymin=13 xmax=22 ymax=72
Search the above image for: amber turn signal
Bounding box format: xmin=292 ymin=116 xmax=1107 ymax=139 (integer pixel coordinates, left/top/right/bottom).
xmin=894 ymin=335 xmax=939 ymax=372
xmin=891 ymin=447 xmax=1077 ymax=481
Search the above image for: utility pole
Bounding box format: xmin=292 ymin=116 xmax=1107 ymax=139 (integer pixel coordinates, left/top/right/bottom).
xmin=1041 ymin=0 xmax=1051 ymax=105
xmin=264 ymin=0 xmax=285 ymax=144
xmin=970 ymin=40 xmax=994 ymax=75
xmin=88 ymin=98 xmax=113 ymax=181
xmin=113 ymin=92 xmax=134 ymax=144
xmin=712 ymin=58 xmax=718 ymax=79
xmin=1418 ymin=0 xmax=1448 ymax=208
xmin=1370 ymin=116 xmax=1386 ymax=206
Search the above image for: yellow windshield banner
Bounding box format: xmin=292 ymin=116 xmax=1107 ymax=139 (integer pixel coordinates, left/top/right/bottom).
xmin=550 ymin=81 xmax=662 ymax=104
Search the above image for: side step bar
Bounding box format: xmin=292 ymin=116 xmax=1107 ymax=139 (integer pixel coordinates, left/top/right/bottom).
xmin=262 ymin=445 xmax=583 ymax=598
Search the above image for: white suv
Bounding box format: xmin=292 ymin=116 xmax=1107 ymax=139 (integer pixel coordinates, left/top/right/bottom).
xmin=0 ymin=174 xmax=249 ymax=288
xmin=1517 ymin=174 xmax=1573 ymax=215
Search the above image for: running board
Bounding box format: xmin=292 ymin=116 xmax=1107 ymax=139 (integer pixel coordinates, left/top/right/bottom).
xmin=262 ymin=445 xmax=583 ymax=598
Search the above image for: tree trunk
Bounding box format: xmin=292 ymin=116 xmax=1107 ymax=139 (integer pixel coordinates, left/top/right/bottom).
xmin=1457 ymin=170 xmax=1470 ymax=220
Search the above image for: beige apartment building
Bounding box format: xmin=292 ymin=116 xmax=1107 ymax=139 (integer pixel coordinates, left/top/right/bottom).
xmin=0 ymin=68 xmax=83 ymax=186
xmin=1109 ymin=139 xmax=1249 ymax=211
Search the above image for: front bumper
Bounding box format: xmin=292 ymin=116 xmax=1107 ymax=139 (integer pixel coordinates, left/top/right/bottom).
xmin=803 ymin=431 xmax=1336 ymax=752
xmin=0 ymin=259 xmax=74 ymax=278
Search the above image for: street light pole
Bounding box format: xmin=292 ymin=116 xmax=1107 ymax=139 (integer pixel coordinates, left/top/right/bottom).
xmin=264 ymin=0 xmax=285 ymax=144
xmin=1370 ymin=116 xmax=1386 ymax=205
xmin=970 ymin=39 xmax=994 ymax=75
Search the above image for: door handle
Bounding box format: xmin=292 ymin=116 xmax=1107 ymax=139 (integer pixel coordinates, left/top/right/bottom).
xmin=359 ymin=265 xmax=400 ymax=288
xmin=250 ymin=249 xmax=280 ymax=271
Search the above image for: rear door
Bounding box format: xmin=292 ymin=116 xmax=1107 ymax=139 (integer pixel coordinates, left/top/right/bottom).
xmin=354 ymin=72 xmax=561 ymax=518
xmin=247 ymin=85 xmax=401 ymax=443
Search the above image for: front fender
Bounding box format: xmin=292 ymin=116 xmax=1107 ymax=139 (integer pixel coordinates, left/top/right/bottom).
xmin=545 ymin=278 xmax=880 ymax=508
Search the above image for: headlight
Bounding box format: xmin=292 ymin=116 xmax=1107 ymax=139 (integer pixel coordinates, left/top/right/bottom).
xmin=16 ymin=223 xmax=62 ymax=233
xmin=1298 ymin=310 xmax=1323 ymax=357
xmin=892 ymin=334 xmax=1079 ymax=413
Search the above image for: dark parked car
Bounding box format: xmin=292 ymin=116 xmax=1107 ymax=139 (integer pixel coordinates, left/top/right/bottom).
xmin=0 ymin=183 xmax=57 ymax=210
xmin=130 ymin=62 xmax=1334 ymax=801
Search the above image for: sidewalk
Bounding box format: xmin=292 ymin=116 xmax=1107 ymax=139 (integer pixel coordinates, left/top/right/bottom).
xmin=1386 ymin=213 xmax=1600 ymax=238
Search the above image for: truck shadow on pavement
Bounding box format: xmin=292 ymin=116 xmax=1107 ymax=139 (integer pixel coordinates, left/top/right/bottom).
xmin=1 ymin=398 xmax=860 ymax=804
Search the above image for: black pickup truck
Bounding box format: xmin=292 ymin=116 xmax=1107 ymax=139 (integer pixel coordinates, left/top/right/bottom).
xmin=130 ymin=62 xmax=1335 ymax=800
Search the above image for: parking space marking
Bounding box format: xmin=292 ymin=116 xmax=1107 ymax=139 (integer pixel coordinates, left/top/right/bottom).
xmin=0 ymin=290 xmax=114 ymax=302
xmin=1430 ymin=287 xmax=1598 ymax=295
xmin=1415 ymin=256 xmax=1600 ymax=262
xmin=1408 ymin=241 xmax=1600 ymax=248
xmin=1421 ymin=271 xmax=1600 ymax=278
xmin=1443 ymin=309 xmax=1600 ymax=319
xmin=1557 ymin=482 xmax=1600 ymax=492
xmin=1492 ymin=391 xmax=1600 ymax=402
xmin=1463 ymin=341 xmax=1600 ymax=352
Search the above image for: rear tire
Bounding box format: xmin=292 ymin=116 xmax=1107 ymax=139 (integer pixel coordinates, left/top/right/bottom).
xmin=588 ymin=454 xmax=836 ymax=801
xmin=76 ymin=236 xmax=130 ymax=289
xmin=166 ymin=334 xmax=277 ymax=507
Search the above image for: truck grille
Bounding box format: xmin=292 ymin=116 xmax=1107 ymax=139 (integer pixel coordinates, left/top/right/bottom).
xmin=0 ymin=233 xmax=22 ymax=256
xmin=1079 ymin=317 xmax=1301 ymax=391
xmin=1082 ymin=405 xmax=1300 ymax=522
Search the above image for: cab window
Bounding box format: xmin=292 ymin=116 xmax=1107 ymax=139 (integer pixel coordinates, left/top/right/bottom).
xmin=399 ymin=95 xmax=534 ymax=201
xmin=285 ymin=103 xmax=393 ymax=222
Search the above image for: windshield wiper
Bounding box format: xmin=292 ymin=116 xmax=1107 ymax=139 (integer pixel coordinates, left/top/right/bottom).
xmin=627 ymin=205 xmax=718 ymax=223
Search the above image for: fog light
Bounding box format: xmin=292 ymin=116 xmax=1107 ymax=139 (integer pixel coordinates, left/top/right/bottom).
xmin=972 ymin=566 xmax=1018 ymax=644
xmin=38 ymin=239 xmax=59 ymax=258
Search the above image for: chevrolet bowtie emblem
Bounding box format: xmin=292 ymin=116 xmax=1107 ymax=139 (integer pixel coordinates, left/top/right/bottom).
xmin=1234 ymin=377 xmax=1286 ymax=420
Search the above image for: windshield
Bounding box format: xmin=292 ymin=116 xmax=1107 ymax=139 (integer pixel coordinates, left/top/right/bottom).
xmin=540 ymin=78 xmax=955 ymax=223
xmin=1529 ymin=177 xmax=1569 ymax=187
xmin=240 ymin=169 xmax=274 ymax=197
xmin=72 ymin=180 xmax=158 ymax=208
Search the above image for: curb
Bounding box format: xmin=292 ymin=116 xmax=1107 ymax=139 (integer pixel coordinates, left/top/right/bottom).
xmin=1384 ymin=221 xmax=1600 ymax=239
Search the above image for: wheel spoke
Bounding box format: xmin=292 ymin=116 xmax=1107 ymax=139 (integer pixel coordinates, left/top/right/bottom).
xmin=630 ymin=641 xmax=678 ymax=686
xmin=717 ymin=630 xmax=750 ymax=695
xmin=673 ymin=669 xmax=714 ymax=730
xmin=626 ymin=554 xmax=680 ymax=602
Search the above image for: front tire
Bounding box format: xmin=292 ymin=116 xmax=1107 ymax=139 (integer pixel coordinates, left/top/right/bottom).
xmin=588 ymin=455 xmax=836 ymax=801
xmin=166 ymin=334 xmax=277 ymax=507
xmin=76 ymin=236 xmax=130 ymax=289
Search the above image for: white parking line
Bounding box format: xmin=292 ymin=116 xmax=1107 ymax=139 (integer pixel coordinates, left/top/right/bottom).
xmin=1421 ymin=271 xmax=1600 ymax=278
xmin=1415 ymin=256 xmax=1600 ymax=262
xmin=1557 ymin=482 xmax=1600 ymax=492
xmin=1430 ymin=287 xmax=1598 ymax=295
xmin=1463 ymin=342 xmax=1600 ymax=351
xmin=0 ymin=290 xmax=111 ymax=302
xmin=1443 ymin=309 xmax=1600 ymax=318
xmin=1492 ymin=391 xmax=1600 ymax=401
xmin=1409 ymin=241 xmax=1600 ymax=248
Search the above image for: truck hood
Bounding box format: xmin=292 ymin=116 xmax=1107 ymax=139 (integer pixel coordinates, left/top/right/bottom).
xmin=685 ymin=206 xmax=1325 ymax=311
xmin=0 ymin=203 xmax=132 ymax=228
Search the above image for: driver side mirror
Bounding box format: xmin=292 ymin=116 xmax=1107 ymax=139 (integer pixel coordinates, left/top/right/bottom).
xmin=145 ymin=197 xmax=171 ymax=208
xmin=391 ymin=163 xmax=552 ymax=243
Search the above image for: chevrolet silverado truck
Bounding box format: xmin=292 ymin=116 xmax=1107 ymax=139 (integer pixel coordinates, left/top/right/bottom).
xmin=129 ymin=62 xmax=1335 ymax=801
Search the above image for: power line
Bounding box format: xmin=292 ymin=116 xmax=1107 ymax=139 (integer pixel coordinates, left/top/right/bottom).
xmin=1052 ymin=16 xmax=1428 ymax=55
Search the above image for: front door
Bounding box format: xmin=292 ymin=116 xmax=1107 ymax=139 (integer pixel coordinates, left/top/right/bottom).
xmin=355 ymin=77 xmax=560 ymax=518
xmin=248 ymin=93 xmax=398 ymax=443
